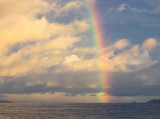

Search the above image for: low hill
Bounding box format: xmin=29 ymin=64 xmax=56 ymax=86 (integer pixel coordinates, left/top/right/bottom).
xmin=0 ymin=100 xmax=13 ymax=103
xmin=146 ymin=99 xmax=160 ymax=104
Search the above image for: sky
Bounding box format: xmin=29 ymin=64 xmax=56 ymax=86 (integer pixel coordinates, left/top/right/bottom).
xmin=0 ymin=0 xmax=160 ymax=103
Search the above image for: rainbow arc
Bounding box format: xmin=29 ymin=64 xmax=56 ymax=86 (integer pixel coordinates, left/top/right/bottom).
xmin=84 ymin=0 xmax=110 ymax=103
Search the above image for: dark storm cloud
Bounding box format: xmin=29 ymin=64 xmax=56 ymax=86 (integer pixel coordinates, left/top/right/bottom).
xmin=0 ymin=61 xmax=160 ymax=97
xmin=0 ymin=82 xmax=100 ymax=95
xmin=0 ymin=71 xmax=101 ymax=95
xmin=108 ymin=61 xmax=160 ymax=96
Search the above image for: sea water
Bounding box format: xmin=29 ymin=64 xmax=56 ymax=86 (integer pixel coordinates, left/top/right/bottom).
xmin=0 ymin=103 xmax=160 ymax=119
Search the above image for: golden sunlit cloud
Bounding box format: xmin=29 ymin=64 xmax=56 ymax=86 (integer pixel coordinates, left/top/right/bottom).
xmin=0 ymin=0 xmax=89 ymax=76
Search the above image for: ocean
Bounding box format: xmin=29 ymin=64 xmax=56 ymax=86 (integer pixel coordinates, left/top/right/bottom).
xmin=0 ymin=103 xmax=160 ymax=119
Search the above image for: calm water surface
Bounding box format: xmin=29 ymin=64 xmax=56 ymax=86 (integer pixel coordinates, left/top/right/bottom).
xmin=0 ymin=103 xmax=160 ymax=119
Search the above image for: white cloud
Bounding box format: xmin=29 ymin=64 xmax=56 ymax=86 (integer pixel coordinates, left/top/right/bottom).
xmin=54 ymin=38 xmax=159 ymax=73
xmin=142 ymin=38 xmax=157 ymax=51
xmin=100 ymin=38 xmax=158 ymax=72
xmin=112 ymin=39 xmax=130 ymax=50
xmin=0 ymin=0 xmax=89 ymax=76
xmin=117 ymin=4 xmax=129 ymax=12
xmin=60 ymin=54 xmax=96 ymax=72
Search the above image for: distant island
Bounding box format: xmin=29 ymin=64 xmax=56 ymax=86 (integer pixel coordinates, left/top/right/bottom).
xmin=0 ymin=100 xmax=13 ymax=103
xmin=146 ymin=99 xmax=160 ymax=104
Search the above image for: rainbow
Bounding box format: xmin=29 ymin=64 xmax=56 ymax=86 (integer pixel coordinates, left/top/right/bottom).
xmin=84 ymin=0 xmax=110 ymax=103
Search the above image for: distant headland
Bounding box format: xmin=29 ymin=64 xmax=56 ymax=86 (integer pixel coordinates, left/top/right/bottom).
xmin=0 ymin=100 xmax=13 ymax=103
xmin=146 ymin=99 xmax=160 ymax=104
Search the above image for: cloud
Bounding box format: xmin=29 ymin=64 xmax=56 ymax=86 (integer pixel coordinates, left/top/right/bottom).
xmin=48 ymin=38 xmax=158 ymax=73
xmin=0 ymin=60 xmax=160 ymax=98
xmin=0 ymin=36 xmax=159 ymax=97
xmin=108 ymin=4 xmax=129 ymax=12
xmin=112 ymin=39 xmax=130 ymax=50
xmin=117 ymin=4 xmax=129 ymax=12
xmin=73 ymin=47 xmax=95 ymax=55
xmin=51 ymin=1 xmax=84 ymax=18
xmin=4 ymin=0 xmax=158 ymax=77
xmin=0 ymin=0 xmax=89 ymax=76
xmin=59 ymin=1 xmax=83 ymax=13
xmin=108 ymin=61 xmax=160 ymax=96
xmin=60 ymin=54 xmax=96 ymax=72
xmin=142 ymin=38 xmax=157 ymax=51
xmin=101 ymin=38 xmax=158 ymax=72
xmin=0 ymin=71 xmax=100 ymax=95
xmin=119 ymin=1 xmax=160 ymax=14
